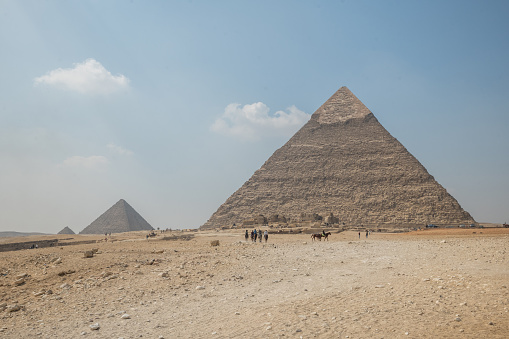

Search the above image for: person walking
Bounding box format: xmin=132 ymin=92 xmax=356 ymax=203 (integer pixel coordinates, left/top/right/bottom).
xmin=264 ymin=230 xmax=268 ymax=243
xmin=366 ymin=230 xmax=369 ymax=238
xmin=259 ymin=229 xmax=262 ymax=242
xmin=245 ymin=230 xmax=249 ymax=242
xmin=358 ymin=232 xmax=361 ymax=239
xmin=253 ymin=229 xmax=257 ymax=242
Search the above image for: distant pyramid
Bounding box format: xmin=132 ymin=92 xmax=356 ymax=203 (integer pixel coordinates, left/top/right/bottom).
xmin=202 ymin=87 xmax=475 ymax=229
xmin=58 ymin=226 xmax=75 ymax=235
xmin=80 ymin=199 xmax=154 ymax=234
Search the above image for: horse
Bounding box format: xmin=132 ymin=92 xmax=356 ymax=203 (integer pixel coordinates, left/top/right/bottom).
xmin=311 ymin=234 xmax=322 ymax=241
xmin=311 ymin=232 xmax=332 ymax=241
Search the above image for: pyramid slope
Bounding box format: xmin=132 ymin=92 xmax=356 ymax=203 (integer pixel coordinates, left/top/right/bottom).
xmin=202 ymin=87 xmax=475 ymax=229
xmin=57 ymin=226 xmax=75 ymax=235
xmin=80 ymin=199 xmax=154 ymax=234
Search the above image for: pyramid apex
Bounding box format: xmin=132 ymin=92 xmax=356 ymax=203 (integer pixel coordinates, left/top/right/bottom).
xmin=312 ymin=86 xmax=372 ymax=124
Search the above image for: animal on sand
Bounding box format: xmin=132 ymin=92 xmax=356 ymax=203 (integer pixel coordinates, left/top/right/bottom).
xmin=311 ymin=232 xmax=331 ymax=241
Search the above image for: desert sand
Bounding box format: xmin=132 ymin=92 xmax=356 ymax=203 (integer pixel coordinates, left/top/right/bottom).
xmin=1 ymin=228 xmax=508 ymax=338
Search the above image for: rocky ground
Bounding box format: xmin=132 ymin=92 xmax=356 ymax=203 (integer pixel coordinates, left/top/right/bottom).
xmin=0 ymin=228 xmax=508 ymax=338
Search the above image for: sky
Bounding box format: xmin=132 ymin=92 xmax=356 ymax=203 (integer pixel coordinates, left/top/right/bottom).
xmin=0 ymin=0 xmax=508 ymax=233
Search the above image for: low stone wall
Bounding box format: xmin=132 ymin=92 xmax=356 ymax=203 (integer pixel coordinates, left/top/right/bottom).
xmin=0 ymin=239 xmax=97 ymax=253
xmin=0 ymin=239 xmax=59 ymax=252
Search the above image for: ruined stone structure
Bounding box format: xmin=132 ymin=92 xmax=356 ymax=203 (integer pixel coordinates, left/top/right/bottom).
xmin=80 ymin=199 xmax=153 ymax=234
xmin=201 ymin=87 xmax=475 ymax=229
xmin=325 ymin=213 xmax=339 ymax=225
xmin=57 ymin=226 xmax=75 ymax=235
xmin=242 ymin=215 xmax=268 ymax=226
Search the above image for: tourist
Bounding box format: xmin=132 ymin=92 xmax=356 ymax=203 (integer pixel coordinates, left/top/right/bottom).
xmin=366 ymin=230 xmax=368 ymax=238
xmin=259 ymin=229 xmax=262 ymax=242
xmin=245 ymin=230 xmax=249 ymax=242
xmin=358 ymin=232 xmax=361 ymax=239
xmin=264 ymin=230 xmax=268 ymax=243
xmin=253 ymin=229 xmax=257 ymax=242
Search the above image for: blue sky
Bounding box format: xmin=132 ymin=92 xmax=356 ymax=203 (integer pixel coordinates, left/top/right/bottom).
xmin=1 ymin=0 xmax=508 ymax=233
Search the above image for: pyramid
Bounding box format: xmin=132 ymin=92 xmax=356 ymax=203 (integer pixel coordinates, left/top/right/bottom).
xmin=80 ymin=199 xmax=154 ymax=234
xmin=57 ymin=226 xmax=75 ymax=235
xmin=202 ymin=87 xmax=475 ymax=229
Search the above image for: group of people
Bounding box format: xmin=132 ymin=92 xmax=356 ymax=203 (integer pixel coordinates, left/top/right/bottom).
xmin=358 ymin=230 xmax=371 ymax=238
xmin=245 ymin=229 xmax=268 ymax=243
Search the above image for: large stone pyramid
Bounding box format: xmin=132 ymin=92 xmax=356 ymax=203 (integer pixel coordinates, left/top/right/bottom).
xmin=80 ymin=199 xmax=154 ymax=234
xmin=202 ymin=87 xmax=475 ymax=229
xmin=57 ymin=226 xmax=75 ymax=235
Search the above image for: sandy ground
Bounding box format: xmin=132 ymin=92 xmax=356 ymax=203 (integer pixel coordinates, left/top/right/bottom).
xmin=0 ymin=228 xmax=508 ymax=338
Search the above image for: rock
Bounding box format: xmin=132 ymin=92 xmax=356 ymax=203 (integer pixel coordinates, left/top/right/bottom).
xmin=16 ymin=273 xmax=28 ymax=279
xmin=6 ymin=304 xmax=22 ymax=312
xmin=153 ymin=249 xmax=164 ymax=254
xmin=13 ymin=278 xmax=25 ymax=286
xmin=196 ymin=286 xmax=205 ymax=290
xmin=89 ymin=323 xmax=100 ymax=330
xmin=101 ymin=271 xmax=113 ymax=278
xmin=60 ymin=283 xmax=71 ymax=289
xmin=58 ymin=270 xmax=76 ymax=276
xmin=84 ymin=251 xmax=94 ymax=258
xmin=91 ymin=248 xmax=99 ymax=253
xmin=54 ymin=258 xmax=62 ymax=265
xmin=121 ymin=314 xmax=131 ymax=319
xmin=210 ymin=240 xmax=220 ymax=247
xmin=159 ymin=272 xmax=169 ymax=278
xmin=266 ymin=326 xmax=272 ymax=330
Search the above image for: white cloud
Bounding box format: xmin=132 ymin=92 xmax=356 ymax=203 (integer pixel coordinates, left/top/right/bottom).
xmin=61 ymin=155 xmax=109 ymax=169
xmin=107 ymin=143 xmax=134 ymax=156
xmin=34 ymin=59 xmax=129 ymax=94
xmin=210 ymin=102 xmax=311 ymax=140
